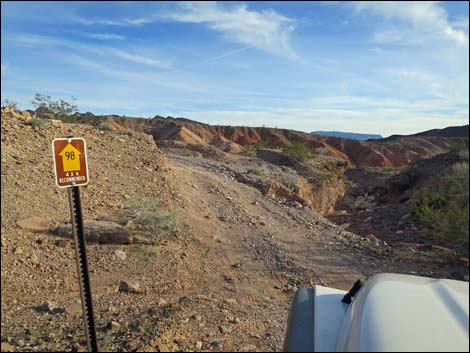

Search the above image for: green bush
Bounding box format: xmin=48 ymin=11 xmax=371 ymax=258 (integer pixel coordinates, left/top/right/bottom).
xmin=242 ymin=138 xmax=273 ymax=155
xmin=1 ymin=98 xmax=18 ymax=109
xmin=97 ymin=121 xmax=112 ymax=131
xmin=26 ymin=118 xmax=47 ymax=128
xmin=412 ymin=163 xmax=469 ymax=255
xmin=365 ymin=166 xmax=400 ymax=175
xmin=283 ymin=141 xmax=316 ymax=163
xmin=449 ymin=141 xmax=469 ymax=154
xmin=247 ymin=168 xmax=265 ymax=176
xmin=130 ymin=244 xmax=155 ymax=263
xmin=32 ymin=93 xmax=78 ymax=116
xmin=123 ymin=198 xmax=179 ymax=244
xmin=120 ymin=129 xmax=134 ymax=136
xmin=314 ymin=169 xmax=349 ymax=183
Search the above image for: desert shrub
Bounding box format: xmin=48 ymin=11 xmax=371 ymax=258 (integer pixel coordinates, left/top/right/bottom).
xmin=97 ymin=121 xmax=112 ymax=131
xmin=365 ymin=166 xmax=400 ymax=175
xmin=32 ymin=93 xmax=78 ymax=115
xmin=182 ymin=150 xmax=193 ymax=157
xmin=26 ymin=118 xmax=47 ymax=128
xmin=458 ymin=148 xmax=469 ymax=160
xmin=1 ymin=98 xmax=18 ymax=109
xmin=283 ymin=141 xmax=316 ymax=163
xmin=120 ymin=129 xmax=134 ymax=136
xmin=314 ymin=171 xmax=336 ymax=182
xmin=449 ymin=141 xmax=469 ymax=154
xmin=314 ymin=169 xmax=349 ymax=183
xmin=242 ymin=138 xmax=273 ymax=155
xmin=130 ymin=244 xmax=156 ymax=263
xmin=335 ymin=168 xmax=350 ymax=183
xmin=354 ymin=193 xmax=375 ymax=210
xmin=123 ymin=198 xmax=179 ymax=244
xmin=411 ymin=162 xmax=469 ymax=255
xmin=247 ymin=168 xmax=265 ymax=176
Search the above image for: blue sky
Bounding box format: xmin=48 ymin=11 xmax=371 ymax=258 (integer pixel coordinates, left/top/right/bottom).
xmin=1 ymin=1 xmax=468 ymax=136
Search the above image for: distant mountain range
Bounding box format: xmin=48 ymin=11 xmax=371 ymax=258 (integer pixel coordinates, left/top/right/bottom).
xmin=311 ymin=131 xmax=383 ymax=140
xmin=380 ymin=125 xmax=469 ymax=142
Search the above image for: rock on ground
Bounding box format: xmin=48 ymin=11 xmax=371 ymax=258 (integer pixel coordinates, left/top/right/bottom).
xmin=52 ymin=220 xmax=132 ymax=244
xmin=118 ymin=280 xmax=141 ymax=293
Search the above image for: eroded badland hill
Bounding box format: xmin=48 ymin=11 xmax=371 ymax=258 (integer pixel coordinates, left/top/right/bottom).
xmin=1 ymin=108 xmax=469 ymax=352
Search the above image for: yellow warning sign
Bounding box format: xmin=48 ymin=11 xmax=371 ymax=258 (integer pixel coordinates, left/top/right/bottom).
xmin=59 ymin=143 xmax=82 ymax=172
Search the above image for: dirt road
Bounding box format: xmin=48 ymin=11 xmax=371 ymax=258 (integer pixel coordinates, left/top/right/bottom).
xmin=160 ymin=151 xmax=365 ymax=351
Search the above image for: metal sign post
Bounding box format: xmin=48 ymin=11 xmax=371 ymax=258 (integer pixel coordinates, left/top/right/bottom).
xmin=67 ymin=185 xmax=98 ymax=352
xmin=52 ymin=137 xmax=98 ymax=352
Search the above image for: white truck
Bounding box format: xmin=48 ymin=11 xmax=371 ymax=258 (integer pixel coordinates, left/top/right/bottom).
xmin=284 ymin=273 xmax=469 ymax=352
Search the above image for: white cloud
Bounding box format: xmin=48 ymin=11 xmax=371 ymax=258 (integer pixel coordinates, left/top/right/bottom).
xmin=10 ymin=33 xmax=171 ymax=69
xmin=352 ymin=1 xmax=469 ymax=45
xmin=74 ymin=2 xmax=299 ymax=59
xmin=12 ymin=33 xmax=63 ymax=47
xmin=165 ymin=2 xmax=298 ymax=58
xmin=105 ymin=48 xmax=171 ymax=69
xmin=387 ymin=68 xmax=469 ymax=103
xmin=84 ymin=33 xmax=126 ymax=40
xmin=76 ymin=16 xmax=156 ymax=27
xmin=67 ymin=54 xmax=207 ymax=93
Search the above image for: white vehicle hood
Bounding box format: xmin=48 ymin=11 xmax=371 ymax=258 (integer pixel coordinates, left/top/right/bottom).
xmin=336 ymin=273 xmax=469 ymax=352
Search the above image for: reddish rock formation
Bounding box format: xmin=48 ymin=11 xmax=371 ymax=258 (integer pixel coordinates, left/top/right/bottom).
xmin=66 ymin=112 xmax=466 ymax=168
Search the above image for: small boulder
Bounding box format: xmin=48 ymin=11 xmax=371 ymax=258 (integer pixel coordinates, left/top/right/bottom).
xmin=38 ymin=300 xmax=63 ymax=314
xmin=191 ymin=314 xmax=202 ymax=321
xmin=118 ymin=280 xmax=141 ymax=293
xmin=126 ymin=220 xmax=135 ymax=230
xmin=107 ymin=321 xmax=121 ymax=331
xmin=53 ymin=220 xmax=132 ymax=245
xmin=157 ymin=298 xmax=167 ymax=306
xmin=219 ymin=325 xmax=231 ymax=334
xmin=49 ymin=119 xmax=63 ymax=127
xmin=114 ymin=250 xmax=127 ymax=261
xmin=15 ymin=339 xmax=25 ymax=347
xmin=339 ymin=223 xmax=350 ymax=229
xmin=223 ymin=298 xmax=237 ymax=305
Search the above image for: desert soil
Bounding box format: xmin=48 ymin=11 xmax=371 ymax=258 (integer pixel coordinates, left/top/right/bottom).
xmin=1 ymin=114 xmax=468 ymax=352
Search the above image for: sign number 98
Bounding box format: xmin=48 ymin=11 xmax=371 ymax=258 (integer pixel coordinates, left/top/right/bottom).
xmin=65 ymin=151 xmax=75 ymax=160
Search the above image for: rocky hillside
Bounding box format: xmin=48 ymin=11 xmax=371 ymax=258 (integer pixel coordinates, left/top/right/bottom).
xmin=381 ymin=124 xmax=469 ymax=142
xmin=59 ymin=111 xmax=466 ymax=169
xmin=328 ymin=147 xmax=469 ymax=254
xmin=1 ymin=108 xmax=181 ymax=352
xmin=379 ymin=150 xmax=469 ymax=203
